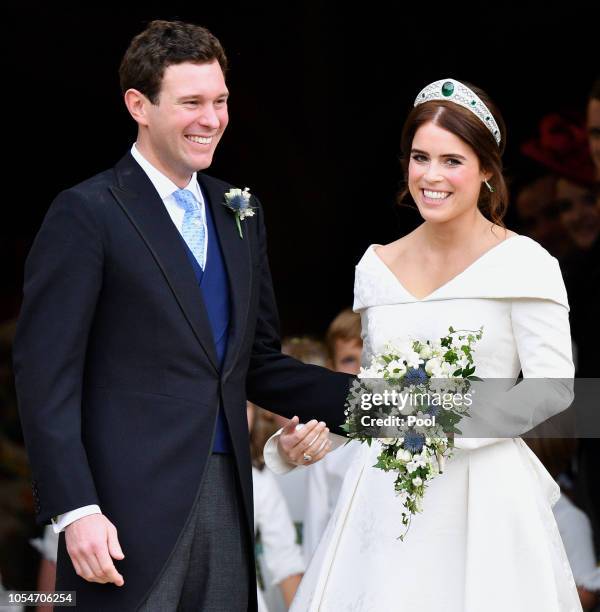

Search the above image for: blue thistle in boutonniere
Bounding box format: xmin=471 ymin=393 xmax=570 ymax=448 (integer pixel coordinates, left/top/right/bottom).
xmin=223 ymin=187 xmax=256 ymax=238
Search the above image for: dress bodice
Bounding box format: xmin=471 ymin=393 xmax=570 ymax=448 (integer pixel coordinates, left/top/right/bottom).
xmin=353 ymin=237 xmax=573 ymax=380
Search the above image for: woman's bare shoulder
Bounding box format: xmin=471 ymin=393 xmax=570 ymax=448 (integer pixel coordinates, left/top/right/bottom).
xmin=374 ymin=232 xmax=417 ymax=264
xmin=490 ymin=225 xmax=519 ymax=242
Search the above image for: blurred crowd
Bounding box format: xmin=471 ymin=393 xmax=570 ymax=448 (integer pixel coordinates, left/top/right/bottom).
xmin=1 ymin=77 xmax=600 ymax=610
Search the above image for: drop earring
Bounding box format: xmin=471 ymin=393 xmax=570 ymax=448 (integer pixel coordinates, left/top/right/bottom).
xmin=484 ymin=179 xmax=495 ymax=193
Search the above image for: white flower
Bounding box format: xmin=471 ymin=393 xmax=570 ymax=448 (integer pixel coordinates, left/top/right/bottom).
xmin=358 ymin=365 xmax=381 ymax=379
xmin=419 ymin=344 xmax=433 ymax=359
xmin=412 ymin=476 xmax=423 ymax=487
xmin=406 ymin=461 xmax=419 ymax=473
xmin=238 ymin=208 xmax=255 ymax=220
xmin=425 ymin=357 xmax=443 ymax=376
xmin=406 ymin=454 xmax=427 ymax=473
xmin=400 ymin=400 xmax=416 ymax=416
xmin=386 ymin=359 xmax=407 ymax=377
xmin=380 ymin=438 xmax=397 ymax=446
xmin=430 ymin=340 xmax=444 ymax=356
xmin=396 ymin=448 xmax=412 ymax=462
xmin=223 ymin=187 xmax=255 ymax=238
xmin=396 ymin=490 xmax=409 ymax=504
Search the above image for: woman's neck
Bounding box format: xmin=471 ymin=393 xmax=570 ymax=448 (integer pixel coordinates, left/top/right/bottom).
xmin=418 ymin=210 xmax=494 ymax=256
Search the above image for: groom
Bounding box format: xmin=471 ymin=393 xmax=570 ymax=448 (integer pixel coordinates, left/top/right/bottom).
xmin=13 ymin=20 xmax=349 ymax=611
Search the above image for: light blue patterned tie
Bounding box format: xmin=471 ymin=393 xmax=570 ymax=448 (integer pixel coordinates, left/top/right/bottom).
xmin=173 ymin=189 xmax=206 ymax=269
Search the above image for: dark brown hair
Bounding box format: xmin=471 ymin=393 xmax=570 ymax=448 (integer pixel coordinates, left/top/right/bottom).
xmin=119 ymin=20 xmax=228 ymax=104
xmin=398 ymin=82 xmax=508 ymax=227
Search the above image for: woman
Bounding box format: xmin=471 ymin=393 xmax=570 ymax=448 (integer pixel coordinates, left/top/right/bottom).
xmin=265 ymin=79 xmax=582 ymax=611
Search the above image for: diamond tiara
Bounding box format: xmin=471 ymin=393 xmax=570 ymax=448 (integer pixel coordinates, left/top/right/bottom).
xmin=414 ymin=79 xmax=501 ymax=145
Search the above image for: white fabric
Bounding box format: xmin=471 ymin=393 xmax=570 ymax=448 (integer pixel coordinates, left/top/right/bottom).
xmin=263 ymin=429 xmax=346 ymax=476
xmin=267 ymin=236 xmax=582 ymax=612
xmin=253 ymin=466 xmax=305 ymax=612
xmin=302 ymin=442 xmax=361 ymax=564
xmin=52 ymin=504 xmax=101 ymax=534
xmin=554 ymin=494 xmax=600 ymax=591
xmin=54 ymin=144 xmax=208 ymax=532
xmin=263 ymin=428 xmax=294 ymax=475
xmin=30 ymin=524 xmax=59 ymax=562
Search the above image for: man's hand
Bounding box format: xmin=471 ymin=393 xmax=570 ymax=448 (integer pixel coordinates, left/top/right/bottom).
xmin=65 ymin=514 xmax=125 ymax=586
xmin=277 ymin=417 xmax=332 ymax=466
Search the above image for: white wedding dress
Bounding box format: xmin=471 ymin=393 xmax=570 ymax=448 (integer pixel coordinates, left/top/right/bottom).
xmin=265 ymin=236 xmax=582 ymax=612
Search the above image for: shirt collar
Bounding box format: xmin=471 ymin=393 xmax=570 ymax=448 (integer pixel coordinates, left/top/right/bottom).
xmin=130 ymin=143 xmax=203 ymax=204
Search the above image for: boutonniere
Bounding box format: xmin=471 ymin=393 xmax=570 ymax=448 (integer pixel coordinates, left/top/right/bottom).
xmin=223 ymin=187 xmax=256 ymax=238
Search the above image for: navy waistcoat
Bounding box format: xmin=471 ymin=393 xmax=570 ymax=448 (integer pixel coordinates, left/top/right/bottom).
xmin=181 ymin=193 xmax=232 ymax=453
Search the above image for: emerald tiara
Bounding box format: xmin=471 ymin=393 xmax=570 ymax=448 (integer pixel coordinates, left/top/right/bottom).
xmin=414 ymin=79 xmax=501 ymax=145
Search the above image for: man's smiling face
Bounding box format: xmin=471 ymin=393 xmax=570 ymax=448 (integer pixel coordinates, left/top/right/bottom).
xmin=141 ymin=60 xmax=229 ymax=184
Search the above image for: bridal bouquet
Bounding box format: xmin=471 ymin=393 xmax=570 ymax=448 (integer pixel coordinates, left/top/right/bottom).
xmin=342 ymin=327 xmax=483 ymax=540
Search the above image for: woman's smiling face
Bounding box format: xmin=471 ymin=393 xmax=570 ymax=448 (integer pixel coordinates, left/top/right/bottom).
xmin=408 ymin=121 xmax=490 ymax=224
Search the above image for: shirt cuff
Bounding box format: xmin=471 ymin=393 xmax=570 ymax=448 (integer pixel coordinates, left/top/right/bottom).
xmin=52 ymin=505 xmax=102 ymax=534
xmin=263 ymin=428 xmax=297 ymax=475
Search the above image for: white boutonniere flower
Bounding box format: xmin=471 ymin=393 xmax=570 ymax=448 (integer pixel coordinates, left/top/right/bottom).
xmin=223 ymin=187 xmax=256 ymax=238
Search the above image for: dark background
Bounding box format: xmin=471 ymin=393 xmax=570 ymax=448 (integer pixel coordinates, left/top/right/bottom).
xmin=1 ymin=3 xmax=596 ymax=333
xmin=0 ymin=0 xmax=598 ymax=596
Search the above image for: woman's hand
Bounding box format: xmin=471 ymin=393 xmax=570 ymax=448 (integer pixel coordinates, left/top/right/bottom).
xmin=277 ymin=417 xmax=332 ymax=466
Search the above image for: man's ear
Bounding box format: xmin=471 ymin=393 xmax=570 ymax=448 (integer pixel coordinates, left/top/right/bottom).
xmin=124 ymin=88 xmax=151 ymax=127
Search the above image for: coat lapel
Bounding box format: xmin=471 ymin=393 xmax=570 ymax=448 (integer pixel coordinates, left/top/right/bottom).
xmin=198 ymin=174 xmax=252 ymax=378
xmin=109 ymin=153 xmax=220 ymax=373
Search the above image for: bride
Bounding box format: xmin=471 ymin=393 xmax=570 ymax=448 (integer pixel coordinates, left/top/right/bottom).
xmin=264 ymin=79 xmax=582 ymax=611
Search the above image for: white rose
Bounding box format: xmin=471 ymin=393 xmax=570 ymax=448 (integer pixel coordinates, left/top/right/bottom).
xmin=419 ymin=344 xmax=433 ymax=359
xmin=412 ymin=476 xmax=423 ymax=487
xmin=425 ymin=357 xmax=442 ymax=376
xmin=396 ymin=448 xmax=412 ymax=462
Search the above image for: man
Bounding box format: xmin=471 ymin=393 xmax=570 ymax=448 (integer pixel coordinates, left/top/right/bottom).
xmin=13 ymin=20 xmax=348 ymax=611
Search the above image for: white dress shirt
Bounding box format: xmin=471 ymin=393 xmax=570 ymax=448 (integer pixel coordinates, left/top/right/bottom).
xmin=52 ymin=143 xmax=209 ymax=533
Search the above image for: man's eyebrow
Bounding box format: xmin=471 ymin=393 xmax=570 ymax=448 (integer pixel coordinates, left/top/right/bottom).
xmin=177 ymin=92 xmax=229 ymax=100
xmin=411 ymin=148 xmax=467 ymax=160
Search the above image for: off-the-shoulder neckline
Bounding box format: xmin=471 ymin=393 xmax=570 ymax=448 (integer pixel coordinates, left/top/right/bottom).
xmin=369 ymin=235 xmax=524 ymax=302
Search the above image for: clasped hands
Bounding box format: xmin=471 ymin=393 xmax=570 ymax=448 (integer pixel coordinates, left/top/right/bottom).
xmin=277 ymin=416 xmax=332 ymax=466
